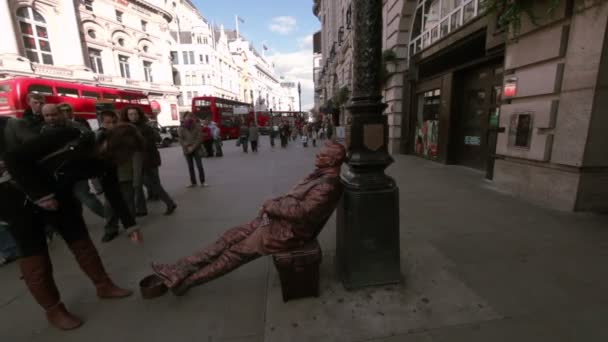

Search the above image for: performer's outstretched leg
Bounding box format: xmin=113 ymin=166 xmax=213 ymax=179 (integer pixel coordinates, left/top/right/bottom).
xmin=170 ymin=237 xmax=263 ymax=296
xmin=152 ymin=219 xmax=261 ymax=287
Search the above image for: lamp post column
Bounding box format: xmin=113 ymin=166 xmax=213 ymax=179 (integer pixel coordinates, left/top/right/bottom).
xmin=336 ymin=0 xmax=401 ymax=290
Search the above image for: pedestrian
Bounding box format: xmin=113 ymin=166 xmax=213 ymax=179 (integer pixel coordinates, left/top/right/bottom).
xmin=4 ymin=92 xmax=45 ymax=150
xmin=179 ymin=112 xmax=207 ymax=188
xmin=327 ymin=123 xmax=334 ymax=140
xmin=120 ymin=106 xmax=177 ymax=216
xmin=97 ymin=111 xmax=145 ymax=243
xmin=40 ymin=104 xmax=106 ymax=220
xmin=0 ymin=117 xmax=140 ymax=330
xmin=311 ymin=128 xmax=318 ymax=147
xmin=279 ymin=122 xmax=289 ymax=148
xmin=209 ymin=120 xmax=223 ymax=157
xmin=151 ymin=141 xmax=346 ymax=296
xmin=201 ymin=120 xmax=214 ymax=157
xmin=270 ymin=123 xmax=277 ymax=148
xmin=239 ymin=121 xmax=249 ymax=153
xmin=0 ymin=220 xmax=19 ymax=266
xmin=249 ymin=122 xmax=259 ymax=153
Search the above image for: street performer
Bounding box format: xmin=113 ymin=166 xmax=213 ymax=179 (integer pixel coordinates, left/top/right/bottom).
xmin=0 ymin=118 xmax=143 ymax=330
xmin=152 ymin=141 xmax=346 ymax=295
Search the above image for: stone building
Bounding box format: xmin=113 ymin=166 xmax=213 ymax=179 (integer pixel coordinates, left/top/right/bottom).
xmin=0 ymin=0 xmax=180 ymax=126
xmin=314 ymin=0 xmax=608 ymax=212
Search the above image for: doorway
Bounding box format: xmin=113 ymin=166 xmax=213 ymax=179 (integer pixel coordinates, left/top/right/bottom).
xmin=453 ymin=61 xmax=503 ymax=175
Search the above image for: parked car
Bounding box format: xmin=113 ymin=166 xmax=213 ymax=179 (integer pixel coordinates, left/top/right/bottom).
xmin=147 ymin=120 xmax=175 ymax=148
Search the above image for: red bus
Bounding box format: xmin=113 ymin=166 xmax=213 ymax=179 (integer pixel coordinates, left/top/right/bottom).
xmin=192 ymin=96 xmax=253 ymax=139
xmin=271 ymin=111 xmax=306 ymax=129
xmin=0 ymin=76 xmax=153 ymax=128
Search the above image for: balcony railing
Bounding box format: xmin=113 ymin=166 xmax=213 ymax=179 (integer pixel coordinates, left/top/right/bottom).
xmin=409 ymin=0 xmax=481 ymax=57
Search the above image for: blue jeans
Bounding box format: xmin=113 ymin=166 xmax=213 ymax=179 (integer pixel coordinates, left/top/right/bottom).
xmin=0 ymin=222 xmax=19 ymax=261
xmin=73 ymin=180 xmax=105 ymax=218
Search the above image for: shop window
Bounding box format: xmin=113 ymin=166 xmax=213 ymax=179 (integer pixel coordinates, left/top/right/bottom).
xmin=115 ymin=10 xmax=123 ymax=23
xmin=441 ymin=0 xmax=462 ymax=17
xmin=414 ymin=89 xmax=441 ymax=159
xmin=423 ymin=0 xmax=440 ymax=32
xmin=463 ymin=1 xmax=476 ymax=23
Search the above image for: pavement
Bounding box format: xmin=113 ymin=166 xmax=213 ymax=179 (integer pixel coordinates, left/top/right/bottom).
xmin=1 ymin=136 xmax=608 ymax=342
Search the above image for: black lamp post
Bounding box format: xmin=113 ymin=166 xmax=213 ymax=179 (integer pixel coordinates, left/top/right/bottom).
xmin=336 ymin=0 xmax=401 ymax=290
xmin=298 ymin=81 xmax=302 ymax=115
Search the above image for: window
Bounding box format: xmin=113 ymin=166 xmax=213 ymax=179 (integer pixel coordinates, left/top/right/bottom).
xmin=118 ymin=38 xmax=125 ymax=47
xmin=27 ymin=84 xmax=53 ymax=95
xmin=57 ymin=87 xmax=79 ymax=98
xmin=189 ymin=51 xmax=195 ymax=64
xmin=143 ymin=45 xmax=149 ymax=53
xmin=116 ymin=10 xmax=123 ymax=23
xmin=185 ymin=73 xmax=192 ymax=86
xmin=193 ymin=91 xmax=199 ymax=98
xmin=87 ymin=29 xmax=96 ymax=39
xmin=118 ymin=55 xmax=130 ymax=78
xmin=414 ymin=89 xmax=441 ymax=159
xmin=182 ymin=51 xmax=189 ymax=65
xmin=88 ymin=48 xmax=104 ymax=74
xmin=170 ymin=51 xmax=178 ymax=64
xmin=196 ymin=36 xmax=202 ymax=44
xmin=199 ymin=54 xmax=203 ymax=63
xmin=17 ymin=7 xmax=53 ymax=65
xmin=186 ymin=91 xmax=192 ymax=100
xmin=203 ymin=37 xmax=208 ymax=44
xmin=143 ymin=61 xmax=153 ymax=82
xmin=205 ymin=55 xmax=209 ymax=64
xmin=103 ymin=93 xmax=118 ymax=100
xmin=141 ymin=20 xmax=147 ymax=32
xmin=84 ymin=0 xmax=94 ymax=11
xmin=201 ymin=75 xmax=206 ymax=85
xmin=82 ymin=91 xmax=100 ymax=99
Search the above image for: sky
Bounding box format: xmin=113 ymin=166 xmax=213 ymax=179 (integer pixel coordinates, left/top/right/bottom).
xmin=192 ymin=0 xmax=320 ymax=110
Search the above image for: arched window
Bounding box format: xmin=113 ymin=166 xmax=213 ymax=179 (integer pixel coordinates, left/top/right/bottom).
xmin=16 ymin=7 xmax=53 ymax=65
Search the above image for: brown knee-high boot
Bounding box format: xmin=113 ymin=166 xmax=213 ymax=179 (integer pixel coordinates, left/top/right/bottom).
xmin=19 ymin=254 xmax=83 ymax=330
xmin=67 ymin=238 xmax=133 ymax=299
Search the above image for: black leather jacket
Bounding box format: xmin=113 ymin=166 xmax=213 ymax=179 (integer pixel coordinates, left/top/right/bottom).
xmin=3 ymin=127 xmax=136 ymax=228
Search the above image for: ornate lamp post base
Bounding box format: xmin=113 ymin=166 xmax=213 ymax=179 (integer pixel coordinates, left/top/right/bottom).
xmin=334 ymin=0 xmax=401 ymax=290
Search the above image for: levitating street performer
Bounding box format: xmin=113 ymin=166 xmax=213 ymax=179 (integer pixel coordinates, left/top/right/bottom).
xmin=152 ymin=141 xmax=346 ymax=295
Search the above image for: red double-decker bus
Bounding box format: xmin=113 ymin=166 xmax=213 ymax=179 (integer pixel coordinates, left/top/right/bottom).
xmin=192 ymin=96 xmax=254 ymax=139
xmin=0 ymin=76 xmax=153 ymax=128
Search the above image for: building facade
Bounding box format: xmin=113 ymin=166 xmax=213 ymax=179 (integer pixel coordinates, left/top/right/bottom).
xmin=0 ymin=0 xmax=180 ymax=126
xmin=314 ymin=0 xmax=608 ymax=212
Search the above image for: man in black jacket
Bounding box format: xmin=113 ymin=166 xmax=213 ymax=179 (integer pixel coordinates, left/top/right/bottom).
xmin=4 ymin=93 xmax=45 ymax=150
xmin=0 ymin=123 xmax=141 ymax=331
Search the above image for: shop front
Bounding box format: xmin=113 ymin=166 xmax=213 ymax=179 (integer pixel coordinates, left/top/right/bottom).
xmin=406 ymin=19 xmax=505 ymax=179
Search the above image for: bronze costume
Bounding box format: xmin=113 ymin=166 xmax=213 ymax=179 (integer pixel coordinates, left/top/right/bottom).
xmin=152 ymin=141 xmax=346 ymax=295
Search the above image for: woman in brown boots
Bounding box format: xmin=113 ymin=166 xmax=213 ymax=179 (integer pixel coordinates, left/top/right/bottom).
xmin=0 ymin=118 xmax=142 ymax=330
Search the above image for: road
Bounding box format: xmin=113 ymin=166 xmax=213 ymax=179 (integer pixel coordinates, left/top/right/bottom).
xmin=1 ymin=136 xmax=608 ymax=342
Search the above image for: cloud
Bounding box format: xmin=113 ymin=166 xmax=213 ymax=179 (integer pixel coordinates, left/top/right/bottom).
xmin=268 ymin=16 xmax=297 ymax=35
xmin=298 ymin=34 xmax=313 ymax=49
xmin=268 ymin=42 xmax=315 ymax=111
